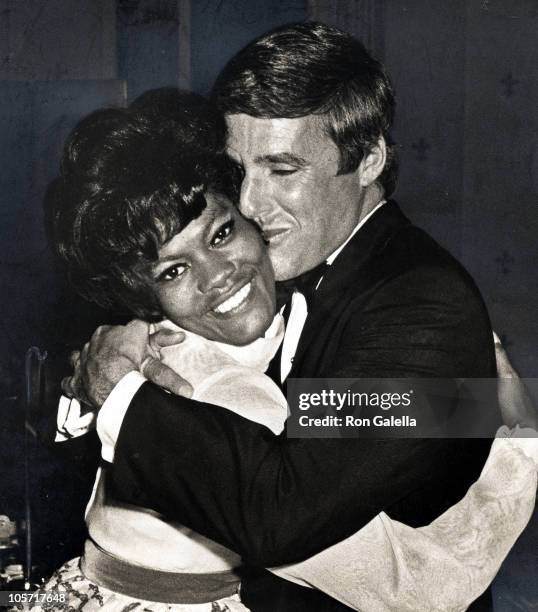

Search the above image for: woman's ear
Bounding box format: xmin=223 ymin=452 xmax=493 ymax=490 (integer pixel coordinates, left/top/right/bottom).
xmin=359 ymin=136 xmax=387 ymax=187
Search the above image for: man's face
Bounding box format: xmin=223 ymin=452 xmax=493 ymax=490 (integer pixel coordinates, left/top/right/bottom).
xmin=225 ymin=114 xmax=365 ymax=281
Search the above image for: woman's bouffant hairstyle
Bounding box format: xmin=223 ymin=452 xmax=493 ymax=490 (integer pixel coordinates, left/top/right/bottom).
xmin=212 ymin=22 xmax=398 ymax=196
xmin=45 ymin=89 xmax=240 ymax=320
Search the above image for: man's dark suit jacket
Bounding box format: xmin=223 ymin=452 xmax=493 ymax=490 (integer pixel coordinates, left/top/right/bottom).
xmin=108 ymin=201 xmax=496 ymax=611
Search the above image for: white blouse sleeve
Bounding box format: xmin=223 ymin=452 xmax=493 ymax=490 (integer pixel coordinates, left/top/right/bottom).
xmin=193 ymin=365 xmax=287 ymax=435
xmin=272 ymin=434 xmax=537 ymax=612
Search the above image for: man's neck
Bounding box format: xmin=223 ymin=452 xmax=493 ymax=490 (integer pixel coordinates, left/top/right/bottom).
xmin=326 ymin=187 xmax=386 ymax=266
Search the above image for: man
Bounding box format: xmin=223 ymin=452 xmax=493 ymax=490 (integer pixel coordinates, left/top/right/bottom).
xmin=71 ymin=23 xmax=497 ymax=610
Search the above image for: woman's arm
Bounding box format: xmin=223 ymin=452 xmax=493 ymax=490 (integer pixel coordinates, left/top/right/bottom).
xmin=272 ymin=433 xmax=537 ymax=612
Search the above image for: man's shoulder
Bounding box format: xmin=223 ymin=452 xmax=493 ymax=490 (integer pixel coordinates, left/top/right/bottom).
xmin=335 ymin=200 xmax=474 ymax=290
xmin=346 ymin=203 xmax=494 ymax=357
xmin=366 ymin=204 xmax=484 ymax=304
xmin=320 ymin=199 xmax=493 ymax=330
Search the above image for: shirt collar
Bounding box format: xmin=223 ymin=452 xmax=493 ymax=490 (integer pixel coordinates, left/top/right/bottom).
xmin=326 ymin=199 xmax=386 ymax=266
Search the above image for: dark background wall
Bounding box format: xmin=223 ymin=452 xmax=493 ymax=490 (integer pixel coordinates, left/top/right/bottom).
xmin=0 ymin=1 xmax=536 ymax=608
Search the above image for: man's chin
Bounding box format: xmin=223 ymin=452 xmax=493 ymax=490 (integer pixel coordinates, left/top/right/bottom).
xmin=272 ymin=258 xmax=317 ymax=282
xmin=271 ymin=254 xmax=301 ymax=282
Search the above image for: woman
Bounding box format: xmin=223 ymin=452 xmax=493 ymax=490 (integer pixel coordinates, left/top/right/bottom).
xmin=39 ymin=90 xmax=538 ymax=611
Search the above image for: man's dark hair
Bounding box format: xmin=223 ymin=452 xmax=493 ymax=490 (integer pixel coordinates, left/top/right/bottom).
xmin=212 ymin=22 xmax=397 ymax=195
xmin=45 ymin=89 xmax=239 ymax=320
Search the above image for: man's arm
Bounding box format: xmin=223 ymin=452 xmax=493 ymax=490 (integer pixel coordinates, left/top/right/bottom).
xmin=103 ymin=264 xmax=495 ymax=567
xmin=110 ymin=388 xmax=454 ymax=566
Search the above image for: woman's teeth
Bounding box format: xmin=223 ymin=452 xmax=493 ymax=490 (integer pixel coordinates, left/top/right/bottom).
xmin=213 ymin=282 xmax=252 ymax=314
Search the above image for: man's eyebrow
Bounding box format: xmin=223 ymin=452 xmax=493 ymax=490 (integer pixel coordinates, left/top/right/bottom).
xmin=254 ymin=153 xmax=308 ymax=167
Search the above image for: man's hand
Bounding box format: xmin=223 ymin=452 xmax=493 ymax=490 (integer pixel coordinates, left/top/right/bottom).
xmin=61 ymin=349 xmax=88 ymax=407
xmin=78 ymin=320 xmax=151 ymax=408
xmin=495 ymin=332 xmax=538 ymax=430
xmin=144 ymin=327 xmax=193 ymax=398
xmin=62 ymin=320 xmax=193 ymax=409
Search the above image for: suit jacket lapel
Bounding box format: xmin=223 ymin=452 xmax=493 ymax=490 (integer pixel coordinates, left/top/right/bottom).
xmin=288 ymin=200 xmax=411 ymax=377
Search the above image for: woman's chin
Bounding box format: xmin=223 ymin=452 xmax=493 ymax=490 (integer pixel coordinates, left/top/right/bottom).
xmin=225 ymin=315 xmax=275 ymax=346
xmin=227 ymin=329 xmax=266 ymax=346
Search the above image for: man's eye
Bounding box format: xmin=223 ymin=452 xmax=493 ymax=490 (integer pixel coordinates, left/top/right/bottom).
xmin=211 ymin=219 xmax=235 ymax=246
xmin=233 ymin=162 xmax=245 ymax=179
xmin=158 ymin=264 xmax=187 ymax=282
xmin=271 ymin=167 xmax=297 ymax=176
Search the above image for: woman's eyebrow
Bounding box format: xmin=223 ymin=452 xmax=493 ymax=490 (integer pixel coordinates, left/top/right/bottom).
xmin=254 ymin=152 xmax=308 ymax=166
xmin=203 ymin=205 xmax=228 ymax=240
xmin=154 ymin=254 xmax=182 ymax=266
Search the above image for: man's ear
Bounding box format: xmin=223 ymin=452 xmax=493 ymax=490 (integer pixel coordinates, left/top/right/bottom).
xmin=359 ymin=136 xmax=386 ymax=187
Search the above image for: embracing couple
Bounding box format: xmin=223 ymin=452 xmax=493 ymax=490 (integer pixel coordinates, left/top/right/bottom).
xmin=48 ymin=23 xmax=538 ymax=612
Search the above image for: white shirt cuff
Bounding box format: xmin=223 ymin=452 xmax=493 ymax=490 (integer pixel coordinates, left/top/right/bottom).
xmin=96 ymin=371 xmax=147 ymax=462
xmin=496 ymin=424 xmax=538 ymax=465
xmin=55 ymin=395 xmax=96 ymax=442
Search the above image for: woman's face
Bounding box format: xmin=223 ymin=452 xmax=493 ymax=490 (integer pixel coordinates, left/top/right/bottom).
xmin=149 ymin=192 xmax=276 ymax=345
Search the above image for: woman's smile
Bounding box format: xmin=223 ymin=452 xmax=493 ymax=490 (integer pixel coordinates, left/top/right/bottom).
xmin=212 ymin=278 xmax=253 ymax=315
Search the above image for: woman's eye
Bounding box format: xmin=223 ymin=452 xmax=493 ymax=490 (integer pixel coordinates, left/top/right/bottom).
xmin=158 ymin=264 xmax=187 ymax=282
xmin=211 ymin=219 xmax=235 ymax=246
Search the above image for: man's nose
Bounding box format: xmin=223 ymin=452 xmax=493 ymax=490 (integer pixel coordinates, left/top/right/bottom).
xmin=239 ymin=173 xmax=264 ymax=220
xmin=197 ymin=254 xmax=235 ymax=294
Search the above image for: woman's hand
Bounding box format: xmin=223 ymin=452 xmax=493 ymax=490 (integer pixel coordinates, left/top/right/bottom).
xmin=495 ymin=332 xmax=538 ymax=430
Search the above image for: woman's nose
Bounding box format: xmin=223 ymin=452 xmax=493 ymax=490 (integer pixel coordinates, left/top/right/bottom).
xmin=197 ymin=254 xmax=235 ymax=294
